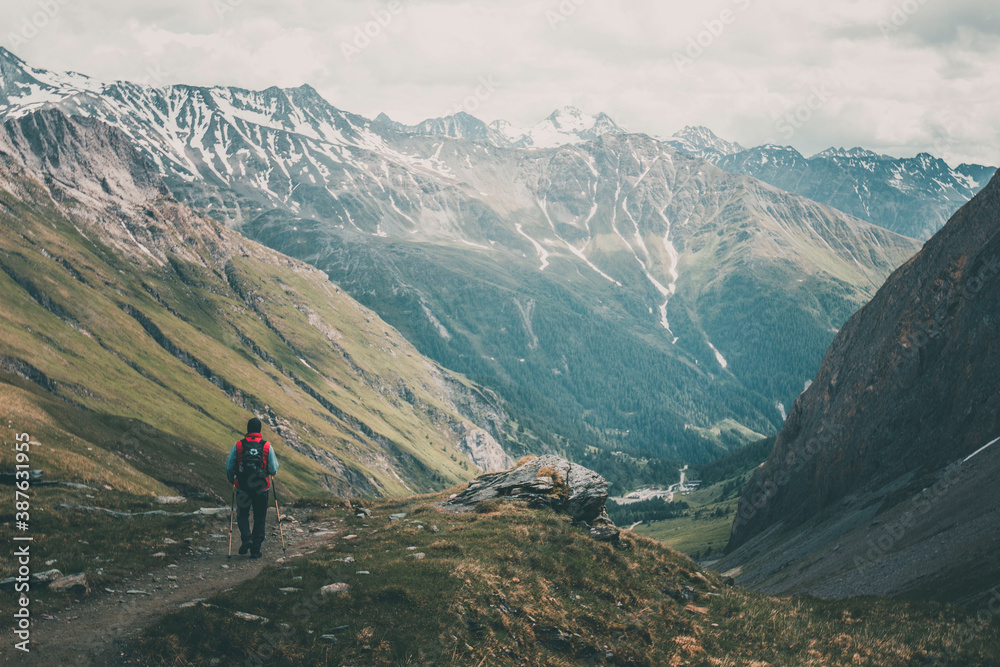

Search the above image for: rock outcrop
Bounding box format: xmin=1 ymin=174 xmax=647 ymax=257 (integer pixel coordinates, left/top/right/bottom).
xmin=444 ymin=455 xmax=619 ymax=541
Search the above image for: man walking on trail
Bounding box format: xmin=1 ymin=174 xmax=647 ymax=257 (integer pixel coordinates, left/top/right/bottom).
xmin=226 ymin=417 xmax=279 ymax=558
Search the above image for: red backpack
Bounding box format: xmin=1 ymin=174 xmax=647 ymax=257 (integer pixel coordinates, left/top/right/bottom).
xmin=236 ymin=437 xmax=271 ymax=492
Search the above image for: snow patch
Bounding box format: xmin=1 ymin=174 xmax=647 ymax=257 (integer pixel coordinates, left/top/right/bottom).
xmin=420 ymin=302 xmax=451 ymax=340
xmin=963 ymin=436 xmax=1000 ymax=463
xmin=515 ymin=223 xmax=550 ymax=271
xmin=707 ymin=342 xmax=728 ymax=369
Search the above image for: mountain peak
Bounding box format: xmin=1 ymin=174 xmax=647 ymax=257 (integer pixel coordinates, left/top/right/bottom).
xmin=493 ymin=107 xmax=622 ymax=149
xmin=0 ymin=46 xmax=24 ymax=65
xmin=370 ymin=109 xmax=502 ymax=145
xmin=547 ymin=105 xmax=583 ymax=120
xmin=814 ymin=146 xmax=885 ymax=160
xmin=666 ymin=125 xmax=745 ymax=163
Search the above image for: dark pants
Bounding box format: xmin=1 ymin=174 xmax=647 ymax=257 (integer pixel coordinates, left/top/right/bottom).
xmin=236 ymin=490 xmax=269 ymax=549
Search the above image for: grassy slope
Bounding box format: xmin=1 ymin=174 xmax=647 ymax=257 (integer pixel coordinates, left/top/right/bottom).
xmin=0 ymin=165 xmax=488 ymax=500
xmin=0 ymin=138 xmax=509 ymax=588
xmin=633 ymin=486 xmax=740 ymax=560
xmin=135 ymin=495 xmax=999 ymax=666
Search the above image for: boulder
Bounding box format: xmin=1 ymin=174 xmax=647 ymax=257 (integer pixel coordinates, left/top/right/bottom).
xmin=587 ymin=509 xmax=621 ymax=543
xmin=444 ymin=455 xmax=611 ymax=525
xmin=32 ymin=569 xmax=64 ymax=584
xmin=234 ymin=611 xmax=269 ymax=623
xmin=48 ymin=573 xmax=89 ymax=595
xmin=321 ymin=582 xmax=350 ymax=596
xmin=0 ymin=569 xmax=65 ymax=591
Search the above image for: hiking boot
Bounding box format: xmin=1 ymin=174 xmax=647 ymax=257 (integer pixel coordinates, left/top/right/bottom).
xmin=238 ymin=541 xmax=251 ymax=555
xmin=250 ymin=547 xmax=262 ymax=559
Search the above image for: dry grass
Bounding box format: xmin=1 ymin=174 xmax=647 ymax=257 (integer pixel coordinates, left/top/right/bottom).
xmin=131 ymin=494 xmax=1000 ymax=666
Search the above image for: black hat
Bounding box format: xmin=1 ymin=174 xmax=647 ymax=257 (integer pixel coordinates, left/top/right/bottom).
xmin=247 ymin=417 xmax=263 ymax=434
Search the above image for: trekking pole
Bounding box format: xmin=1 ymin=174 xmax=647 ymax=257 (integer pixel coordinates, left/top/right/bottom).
xmin=227 ymin=480 xmax=236 ymax=559
xmin=271 ymin=477 xmax=287 ymax=555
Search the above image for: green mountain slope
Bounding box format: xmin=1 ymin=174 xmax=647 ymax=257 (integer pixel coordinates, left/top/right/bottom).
xmin=0 ymin=110 xmax=512 ymax=502
xmin=244 ymin=134 xmax=921 ymax=467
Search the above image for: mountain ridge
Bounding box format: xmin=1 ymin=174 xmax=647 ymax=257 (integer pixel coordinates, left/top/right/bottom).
xmin=662 ymin=119 xmax=996 ymax=240
xmin=0 ymin=52 xmax=923 ymax=469
xmin=0 ymin=107 xmax=513 ymax=501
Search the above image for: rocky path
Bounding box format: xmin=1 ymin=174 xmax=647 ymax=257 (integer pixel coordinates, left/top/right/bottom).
xmin=8 ymin=508 xmax=341 ymax=666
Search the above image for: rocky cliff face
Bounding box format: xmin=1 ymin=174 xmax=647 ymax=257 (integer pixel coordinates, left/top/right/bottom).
xmin=722 ymin=171 xmax=1000 ymax=606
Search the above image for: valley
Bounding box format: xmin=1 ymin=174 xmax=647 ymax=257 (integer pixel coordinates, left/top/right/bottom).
xmin=0 ymin=31 xmax=996 ymax=665
xmin=0 ymin=47 xmax=925 ymax=472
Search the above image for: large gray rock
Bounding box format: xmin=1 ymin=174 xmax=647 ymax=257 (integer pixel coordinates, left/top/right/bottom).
xmin=0 ymin=568 xmax=63 ymax=591
xmin=444 ymin=455 xmax=610 ymax=524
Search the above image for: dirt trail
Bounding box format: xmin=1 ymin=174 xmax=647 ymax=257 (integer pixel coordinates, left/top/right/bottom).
xmin=8 ymin=508 xmax=340 ymax=666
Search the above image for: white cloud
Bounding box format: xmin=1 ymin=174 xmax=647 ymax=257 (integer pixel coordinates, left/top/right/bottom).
xmin=2 ymin=0 xmax=997 ymax=165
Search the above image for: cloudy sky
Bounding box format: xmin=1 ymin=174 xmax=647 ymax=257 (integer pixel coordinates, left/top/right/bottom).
xmin=3 ymin=0 xmax=998 ymax=165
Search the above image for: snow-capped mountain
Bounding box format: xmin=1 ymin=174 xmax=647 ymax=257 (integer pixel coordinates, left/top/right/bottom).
xmin=489 ymin=106 xmax=624 ymax=149
xmin=718 ymin=144 xmax=996 ymax=240
xmin=0 ymin=47 xmax=395 ymax=213
xmin=664 ymin=125 xmax=746 ymax=163
xmin=658 ymin=120 xmax=997 ymax=241
xmin=369 ymin=106 xmax=624 ymax=150
xmin=372 ymin=110 xmax=512 ymax=147
xmin=0 ymin=47 xmax=923 ymax=464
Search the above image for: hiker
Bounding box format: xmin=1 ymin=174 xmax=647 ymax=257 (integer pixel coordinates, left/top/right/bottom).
xmin=226 ymin=417 xmax=278 ymax=558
